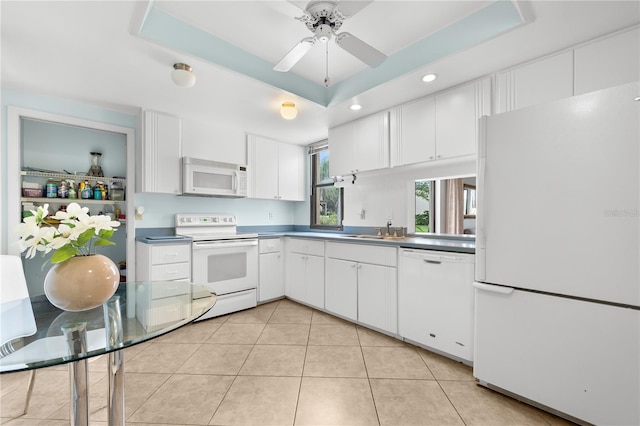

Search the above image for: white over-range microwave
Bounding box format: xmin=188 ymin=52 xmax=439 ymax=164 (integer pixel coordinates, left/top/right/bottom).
xmin=182 ymin=157 xmax=248 ymax=198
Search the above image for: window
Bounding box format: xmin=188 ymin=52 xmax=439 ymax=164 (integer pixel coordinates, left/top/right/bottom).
xmin=310 ymin=146 xmax=343 ymax=229
xmin=415 ymin=180 xmax=435 ymax=233
xmin=413 ymin=176 xmax=476 ymax=235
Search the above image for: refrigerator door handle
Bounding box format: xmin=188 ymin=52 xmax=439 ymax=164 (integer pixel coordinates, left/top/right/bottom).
xmin=473 ymin=281 xmax=514 ymax=295
xmin=475 ymin=155 xmax=487 ymax=281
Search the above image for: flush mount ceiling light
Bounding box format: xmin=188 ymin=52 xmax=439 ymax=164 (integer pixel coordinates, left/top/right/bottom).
xmin=421 ymin=73 xmax=438 ymax=83
xmin=349 ymin=103 xmax=362 ymax=111
xmin=280 ymin=102 xmax=298 ymax=120
xmin=171 ymin=63 xmax=196 ymax=88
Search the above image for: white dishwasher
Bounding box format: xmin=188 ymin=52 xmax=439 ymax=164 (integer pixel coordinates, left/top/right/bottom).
xmin=398 ymin=249 xmax=475 ymax=363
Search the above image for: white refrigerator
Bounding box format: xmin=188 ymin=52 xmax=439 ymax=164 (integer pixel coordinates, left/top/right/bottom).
xmin=474 ymin=81 xmax=639 ymax=425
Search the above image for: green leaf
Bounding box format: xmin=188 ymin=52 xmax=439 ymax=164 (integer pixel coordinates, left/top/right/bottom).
xmin=94 ymin=239 xmax=115 ymax=247
xmin=98 ymin=229 xmax=114 ymax=239
xmin=51 ymin=245 xmax=79 ymax=264
xmin=75 ymin=228 xmax=95 ymax=246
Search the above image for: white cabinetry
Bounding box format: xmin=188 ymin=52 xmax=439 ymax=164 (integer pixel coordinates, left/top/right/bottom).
xmin=328 ymin=111 xmax=389 ymax=176
xmin=434 ymin=78 xmax=491 ymax=160
xmin=284 ymin=238 xmax=324 ymax=309
xmin=136 ymin=241 xmax=191 ymax=281
xmin=390 ymin=78 xmax=490 ymax=167
xmin=398 ymin=249 xmax=474 ymax=362
xmin=136 ymin=110 xmax=182 ymax=194
xmin=258 ymin=238 xmax=284 ymax=302
xmin=135 ymin=281 xmax=192 ymax=331
xmin=574 ymin=27 xmax=640 ymax=96
xmin=390 ymin=97 xmax=436 ymax=166
xmin=325 ymin=242 xmax=397 ymax=334
xmin=135 ymin=241 xmax=192 ymax=330
xmin=247 ymin=135 xmax=305 ymax=201
xmin=495 ymin=51 xmax=574 ymax=114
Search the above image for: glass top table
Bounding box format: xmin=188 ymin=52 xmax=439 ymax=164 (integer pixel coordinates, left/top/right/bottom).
xmin=0 ymin=281 xmax=216 ymax=425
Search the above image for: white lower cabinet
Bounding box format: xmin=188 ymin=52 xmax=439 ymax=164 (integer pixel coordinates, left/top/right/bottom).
xmin=258 ymin=238 xmax=284 ymax=302
xmin=325 ymin=258 xmax=358 ymax=321
xmin=135 ymin=241 xmax=192 ymax=330
xmin=284 ymin=238 xmax=325 ymax=309
xmin=398 ymin=249 xmax=475 ymax=362
xmin=325 ymin=242 xmax=397 ymax=334
xmin=136 ymin=241 xmax=191 ymax=281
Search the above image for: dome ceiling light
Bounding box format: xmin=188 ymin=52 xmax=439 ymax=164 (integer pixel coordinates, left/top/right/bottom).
xmin=280 ymin=102 xmax=298 ymax=120
xmin=171 ymin=63 xmax=196 ymax=88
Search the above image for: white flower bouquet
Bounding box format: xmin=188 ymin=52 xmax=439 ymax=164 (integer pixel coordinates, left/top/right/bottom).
xmin=17 ymin=203 xmax=121 ymax=264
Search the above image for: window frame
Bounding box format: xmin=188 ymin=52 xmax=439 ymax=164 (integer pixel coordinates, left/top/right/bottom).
xmin=309 ymin=149 xmax=344 ymax=230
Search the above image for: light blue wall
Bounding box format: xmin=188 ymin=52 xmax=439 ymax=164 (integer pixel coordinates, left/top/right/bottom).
xmin=134 ymin=192 xmax=305 ymax=229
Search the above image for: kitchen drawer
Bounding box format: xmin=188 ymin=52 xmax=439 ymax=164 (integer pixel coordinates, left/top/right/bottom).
xmin=137 ymin=294 xmax=191 ymax=330
xmin=150 ymin=243 xmax=191 ymax=265
xmin=259 ymin=238 xmax=281 ymax=254
xmin=149 ymin=267 xmax=191 ymax=291
xmin=149 ymin=274 xmax=189 ymax=300
xmin=326 ymin=242 xmax=397 ymax=267
xmin=286 ymin=238 xmax=325 ymax=257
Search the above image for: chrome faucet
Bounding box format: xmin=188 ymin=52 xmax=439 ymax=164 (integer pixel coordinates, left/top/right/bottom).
xmin=386 ymin=220 xmax=392 ymax=236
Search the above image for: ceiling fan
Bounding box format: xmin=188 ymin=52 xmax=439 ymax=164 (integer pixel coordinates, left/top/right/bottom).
xmin=273 ymin=0 xmax=387 ymax=86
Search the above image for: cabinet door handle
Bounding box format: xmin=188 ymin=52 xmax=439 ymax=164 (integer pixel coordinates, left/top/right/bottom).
xmin=424 ymin=259 xmax=441 ymax=264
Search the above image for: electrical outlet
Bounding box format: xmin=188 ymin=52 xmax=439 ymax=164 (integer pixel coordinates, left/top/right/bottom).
xmin=268 ymin=211 xmax=273 ymax=220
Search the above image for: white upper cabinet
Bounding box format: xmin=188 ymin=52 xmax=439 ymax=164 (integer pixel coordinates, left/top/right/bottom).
xmin=247 ymin=134 xmax=305 ymax=201
xmin=495 ymin=27 xmax=639 ymax=114
xmin=278 ymin=142 xmax=305 ymax=201
xmin=514 ymin=51 xmax=574 ymax=111
xmin=495 ymin=50 xmax=574 ymax=114
xmin=390 ymin=78 xmax=490 ymax=168
xmin=328 ymin=111 xmax=389 ymax=176
xmin=435 ymin=78 xmax=491 ymax=160
xmin=136 ymin=110 xmax=182 ymax=194
xmin=390 ymin=96 xmax=436 ymax=166
xmin=328 ymin=122 xmax=354 ymax=177
xmin=574 ymin=27 xmax=640 ymax=96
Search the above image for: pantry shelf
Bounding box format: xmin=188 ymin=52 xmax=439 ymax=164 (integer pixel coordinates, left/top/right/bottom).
xmin=21 ymin=170 xmax=126 ymax=183
xmin=21 ymin=197 xmax=125 ymax=205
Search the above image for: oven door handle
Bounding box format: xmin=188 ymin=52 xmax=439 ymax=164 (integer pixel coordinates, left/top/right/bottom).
xmin=192 ymin=240 xmax=258 ymax=249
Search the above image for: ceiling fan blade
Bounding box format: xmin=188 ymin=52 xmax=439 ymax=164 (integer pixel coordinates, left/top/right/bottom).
xmin=335 ymin=32 xmax=386 ymax=67
xmin=273 ymin=37 xmax=317 ymax=72
xmin=287 ymin=1 xmax=309 ymax=11
xmin=336 ymin=0 xmax=373 ymax=17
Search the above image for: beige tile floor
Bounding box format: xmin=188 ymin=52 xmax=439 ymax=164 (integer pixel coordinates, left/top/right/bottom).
xmin=0 ymin=299 xmax=576 ymax=425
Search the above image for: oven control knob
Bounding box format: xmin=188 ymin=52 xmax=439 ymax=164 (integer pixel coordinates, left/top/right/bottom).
xmin=213 ymin=217 xmax=219 ymax=223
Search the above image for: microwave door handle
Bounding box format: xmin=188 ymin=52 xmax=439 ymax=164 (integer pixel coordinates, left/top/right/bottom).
xmin=232 ymin=171 xmax=238 ymax=192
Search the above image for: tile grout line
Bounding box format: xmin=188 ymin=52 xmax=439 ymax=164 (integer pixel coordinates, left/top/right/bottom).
xmin=356 ymin=326 xmax=383 ymax=426
xmin=416 ymin=348 xmax=469 ymax=426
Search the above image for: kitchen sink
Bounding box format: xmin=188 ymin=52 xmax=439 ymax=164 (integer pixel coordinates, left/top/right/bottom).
xmin=344 ymin=234 xmax=408 ymax=241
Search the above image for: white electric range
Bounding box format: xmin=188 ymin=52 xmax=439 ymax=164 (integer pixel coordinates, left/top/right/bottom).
xmin=175 ymin=214 xmax=258 ymax=321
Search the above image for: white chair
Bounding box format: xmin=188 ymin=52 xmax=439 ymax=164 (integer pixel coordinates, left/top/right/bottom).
xmin=0 ymin=254 xmax=38 ymax=414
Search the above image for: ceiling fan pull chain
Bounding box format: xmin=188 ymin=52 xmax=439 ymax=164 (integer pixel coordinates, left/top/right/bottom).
xmin=324 ymin=42 xmax=330 ymax=87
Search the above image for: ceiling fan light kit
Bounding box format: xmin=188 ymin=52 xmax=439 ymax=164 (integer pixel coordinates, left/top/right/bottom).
xmin=273 ymin=0 xmax=386 ymax=85
xmin=171 ymin=63 xmax=196 ymax=88
xmin=280 ymin=102 xmax=298 ymax=120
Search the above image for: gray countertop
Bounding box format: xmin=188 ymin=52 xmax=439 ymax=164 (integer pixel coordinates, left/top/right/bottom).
xmin=259 ymin=231 xmax=475 ymax=254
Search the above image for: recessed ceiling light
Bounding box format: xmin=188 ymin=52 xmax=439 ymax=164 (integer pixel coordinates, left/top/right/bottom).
xmin=634 ymin=96 xmax=640 ymax=101
xmin=349 ymin=104 xmax=362 ymax=111
xmin=421 ymin=73 xmax=438 ymax=83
